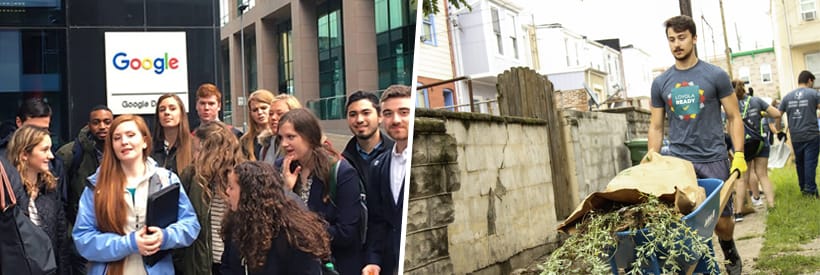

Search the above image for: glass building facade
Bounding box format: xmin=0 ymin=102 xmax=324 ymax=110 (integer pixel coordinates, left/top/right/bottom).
xmin=376 ymin=0 xmax=416 ymax=89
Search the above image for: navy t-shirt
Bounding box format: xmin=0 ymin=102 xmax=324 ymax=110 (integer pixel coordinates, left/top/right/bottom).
xmin=651 ymin=60 xmax=733 ymax=162
xmin=779 ymin=87 xmax=820 ymax=143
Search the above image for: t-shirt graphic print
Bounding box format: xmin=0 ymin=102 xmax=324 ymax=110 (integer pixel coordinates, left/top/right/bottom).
xmin=668 ymin=81 xmax=705 ymax=121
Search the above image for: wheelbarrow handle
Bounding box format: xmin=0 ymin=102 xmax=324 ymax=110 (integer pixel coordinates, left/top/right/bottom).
xmin=718 ymin=169 xmax=741 ymax=215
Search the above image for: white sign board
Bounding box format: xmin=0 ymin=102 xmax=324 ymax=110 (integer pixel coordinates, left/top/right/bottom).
xmin=104 ymin=32 xmax=188 ymax=114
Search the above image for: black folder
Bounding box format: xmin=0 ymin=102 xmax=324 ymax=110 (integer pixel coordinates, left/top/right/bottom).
xmin=143 ymin=183 xmax=179 ymax=266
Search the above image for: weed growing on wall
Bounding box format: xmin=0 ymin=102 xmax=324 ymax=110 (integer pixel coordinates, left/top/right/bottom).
xmin=540 ymin=195 xmax=720 ymax=275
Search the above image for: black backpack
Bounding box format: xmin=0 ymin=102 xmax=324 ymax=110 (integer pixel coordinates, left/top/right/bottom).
xmin=328 ymin=160 xmax=368 ymax=245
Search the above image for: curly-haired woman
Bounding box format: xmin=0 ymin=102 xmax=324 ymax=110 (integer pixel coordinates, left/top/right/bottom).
xmin=221 ymin=161 xmax=331 ymax=274
xmin=176 ymin=120 xmax=245 ymax=275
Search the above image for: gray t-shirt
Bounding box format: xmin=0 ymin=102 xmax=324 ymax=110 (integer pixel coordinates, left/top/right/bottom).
xmin=738 ymin=95 xmax=770 ymax=140
xmin=651 ymin=60 xmax=733 ymax=162
xmin=778 ymin=87 xmax=820 ymax=143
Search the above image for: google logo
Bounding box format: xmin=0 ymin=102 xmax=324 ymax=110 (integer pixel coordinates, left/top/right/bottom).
xmin=112 ymin=52 xmax=180 ymax=75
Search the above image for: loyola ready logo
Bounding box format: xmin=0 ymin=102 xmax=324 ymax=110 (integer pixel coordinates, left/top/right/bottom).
xmin=111 ymin=52 xmax=181 ymax=75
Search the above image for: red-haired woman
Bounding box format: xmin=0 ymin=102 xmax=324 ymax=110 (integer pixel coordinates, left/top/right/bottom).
xmin=72 ymin=114 xmax=200 ymax=275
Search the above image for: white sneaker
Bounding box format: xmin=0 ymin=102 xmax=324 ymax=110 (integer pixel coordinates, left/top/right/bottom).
xmin=752 ymin=197 xmax=764 ymax=207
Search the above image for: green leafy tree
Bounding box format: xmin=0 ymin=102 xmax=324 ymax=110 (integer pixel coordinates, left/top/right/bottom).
xmin=420 ymin=0 xmax=471 ymax=16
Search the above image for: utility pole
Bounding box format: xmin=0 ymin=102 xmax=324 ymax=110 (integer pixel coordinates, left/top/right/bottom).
xmin=679 ymin=0 xmax=698 ymax=56
xmin=530 ymin=14 xmax=540 ymax=71
xmin=719 ymin=0 xmax=733 ymax=79
xmin=734 ymin=22 xmax=741 ymax=52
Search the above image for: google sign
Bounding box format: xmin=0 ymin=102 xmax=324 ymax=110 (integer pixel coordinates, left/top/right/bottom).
xmin=105 ymin=32 xmax=189 ymax=115
xmin=111 ymin=52 xmax=180 ymax=75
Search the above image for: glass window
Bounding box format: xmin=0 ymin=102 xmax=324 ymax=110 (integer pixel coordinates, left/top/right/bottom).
xmin=0 ymin=0 xmax=63 ymax=26
xmin=278 ymin=21 xmax=294 ymax=94
xmin=801 ymin=0 xmax=816 ymax=21
xmin=491 ymin=7 xmax=502 ymax=55
xmin=244 ymin=33 xmax=257 ymax=93
xmin=760 ymin=64 xmax=772 ymax=83
xmin=0 ymin=29 xmax=65 ymax=144
xmin=508 ymin=13 xmax=517 ymax=58
xmin=315 ymin=1 xmax=345 ymax=120
xmin=220 ymin=0 xmax=229 ymax=26
xmin=443 ymin=88 xmax=454 ymax=111
xmin=240 ymin=0 xmax=255 ymax=14
xmin=416 ymin=82 xmax=429 ymax=108
xmin=807 ymin=52 xmax=820 ymax=88
xmin=376 ymin=0 xmax=414 ymax=89
xmin=739 ymin=66 xmax=750 ymax=84
xmin=220 ymin=41 xmax=233 ymax=124
xmin=421 ymin=14 xmax=436 ymax=46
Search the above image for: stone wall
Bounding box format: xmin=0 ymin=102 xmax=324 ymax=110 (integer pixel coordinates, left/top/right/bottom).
xmin=599 ymin=107 xmax=652 ymax=140
xmin=407 ymin=108 xmax=638 ymax=274
xmin=561 ymin=110 xmax=632 ymax=204
xmin=408 ymin=109 xmax=562 ymax=275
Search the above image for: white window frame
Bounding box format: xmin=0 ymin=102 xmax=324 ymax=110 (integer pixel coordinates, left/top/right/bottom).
xmin=421 ymin=14 xmax=436 ymax=46
xmin=739 ymin=66 xmax=751 ymax=84
xmin=800 ymin=0 xmax=816 ymax=21
xmin=760 ymin=64 xmax=773 ymax=83
xmin=807 ymin=52 xmax=820 ymax=88
xmin=491 ymin=7 xmax=503 ymax=55
xmin=507 ymin=12 xmax=518 ymax=59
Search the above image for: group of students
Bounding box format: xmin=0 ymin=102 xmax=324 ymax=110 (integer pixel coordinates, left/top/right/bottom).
xmin=0 ymin=82 xmax=412 ymax=275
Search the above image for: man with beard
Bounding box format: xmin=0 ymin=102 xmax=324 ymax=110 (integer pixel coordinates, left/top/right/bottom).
xmin=342 ymin=90 xmax=394 ymax=188
xmin=647 ymin=15 xmax=746 ymax=274
xmin=57 ymin=105 xmax=113 ymax=225
xmin=362 ymin=85 xmax=411 ymax=275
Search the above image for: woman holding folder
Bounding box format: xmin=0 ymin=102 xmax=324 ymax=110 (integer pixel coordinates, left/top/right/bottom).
xmin=72 ymin=114 xmax=200 ymax=275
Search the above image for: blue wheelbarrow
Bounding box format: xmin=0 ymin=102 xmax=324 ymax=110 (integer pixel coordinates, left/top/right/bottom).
xmin=608 ymin=177 xmax=729 ymax=274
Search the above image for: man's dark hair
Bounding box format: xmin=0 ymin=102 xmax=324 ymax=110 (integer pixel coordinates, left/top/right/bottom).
xmin=17 ymin=97 xmax=51 ymax=122
xmin=664 ymin=15 xmax=697 ymax=37
xmin=346 ymin=90 xmax=381 ymax=113
xmin=798 ymin=70 xmax=816 ymax=84
xmin=90 ymin=105 xmax=112 ymax=114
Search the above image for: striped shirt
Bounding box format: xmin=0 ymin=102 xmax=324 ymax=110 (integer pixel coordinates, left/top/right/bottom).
xmin=211 ymin=195 xmax=227 ymax=263
xmin=28 ymin=196 xmax=40 ymax=226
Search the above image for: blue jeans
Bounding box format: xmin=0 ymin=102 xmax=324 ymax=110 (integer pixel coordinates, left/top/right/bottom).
xmin=792 ymin=136 xmax=820 ymax=195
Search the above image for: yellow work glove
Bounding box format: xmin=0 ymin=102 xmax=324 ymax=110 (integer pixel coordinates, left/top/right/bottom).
xmin=730 ymin=151 xmax=747 ymax=174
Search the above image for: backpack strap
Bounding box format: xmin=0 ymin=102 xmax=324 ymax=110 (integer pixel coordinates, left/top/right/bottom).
xmin=328 ymin=160 xmax=341 ymax=201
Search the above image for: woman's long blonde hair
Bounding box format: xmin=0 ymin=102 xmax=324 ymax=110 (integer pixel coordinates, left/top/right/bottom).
xmin=240 ymin=89 xmax=275 ymax=160
xmin=7 ymin=125 xmax=57 ymax=197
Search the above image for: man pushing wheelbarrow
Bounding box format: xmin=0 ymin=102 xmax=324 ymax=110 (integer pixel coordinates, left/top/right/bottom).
xmin=646 ymin=15 xmax=747 ymax=275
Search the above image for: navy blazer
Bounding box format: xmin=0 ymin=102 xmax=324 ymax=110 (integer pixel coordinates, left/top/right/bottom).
xmin=275 ymin=158 xmax=364 ymax=275
xmin=364 ymin=151 xmax=404 ymax=274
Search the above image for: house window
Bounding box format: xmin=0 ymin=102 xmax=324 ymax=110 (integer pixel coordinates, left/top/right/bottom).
xmin=443 ymin=88 xmax=455 ymax=111
xmin=421 ymin=14 xmax=436 ymax=45
xmin=807 ymin=52 xmax=820 ymax=88
xmin=564 ymin=38 xmax=570 ymax=66
xmin=739 ymin=66 xmax=750 ymax=84
xmin=508 ymin=14 xmax=518 ymax=58
xmin=491 ymin=7 xmax=502 ymax=55
xmin=416 ymin=82 xmax=429 ymax=108
xmin=801 ymin=0 xmax=817 ymax=21
xmin=760 ymin=64 xmax=772 ymax=83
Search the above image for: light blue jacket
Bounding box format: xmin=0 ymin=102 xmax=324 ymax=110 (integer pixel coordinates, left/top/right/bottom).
xmin=72 ymin=160 xmax=200 ymax=275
